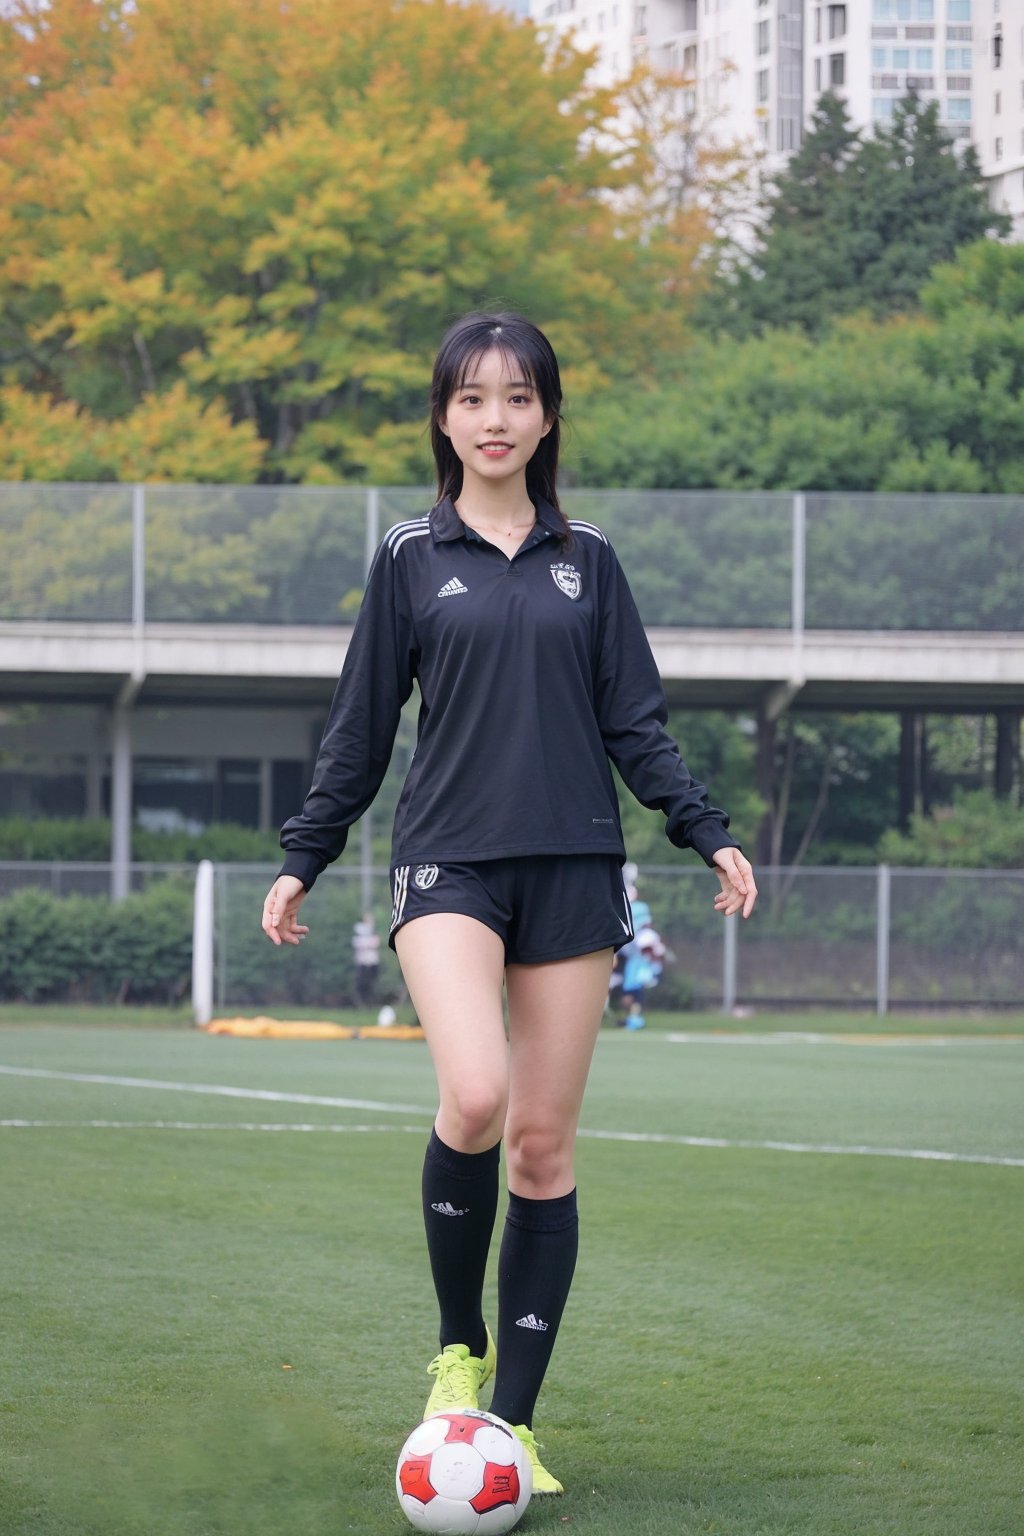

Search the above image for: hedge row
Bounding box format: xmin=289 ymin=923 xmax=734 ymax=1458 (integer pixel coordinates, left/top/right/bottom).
xmin=0 ymin=817 xmax=281 ymax=863
xmin=0 ymin=882 xmax=193 ymax=1003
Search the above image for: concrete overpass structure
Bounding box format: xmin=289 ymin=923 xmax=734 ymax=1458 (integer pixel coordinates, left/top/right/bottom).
xmin=2 ymin=619 xmax=1022 ymax=713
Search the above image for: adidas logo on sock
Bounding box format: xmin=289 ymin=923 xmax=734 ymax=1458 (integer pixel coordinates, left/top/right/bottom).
xmin=431 ymin=1200 xmax=469 ymax=1217
xmin=515 ymin=1313 xmax=549 ymax=1331
xmin=438 ymin=577 xmax=469 ymax=598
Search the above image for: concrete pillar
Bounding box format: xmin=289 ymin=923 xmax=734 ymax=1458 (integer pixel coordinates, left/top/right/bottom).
xmin=994 ymin=709 xmax=1021 ymax=801
xmin=898 ymin=712 xmax=916 ymax=830
xmin=110 ymin=704 xmax=133 ymax=901
xmin=85 ymin=751 xmax=104 ymax=818
xmin=899 ymin=712 xmax=931 ymax=827
xmin=258 ymin=758 xmax=273 ymax=833
xmin=755 ymin=708 xmax=776 ymax=867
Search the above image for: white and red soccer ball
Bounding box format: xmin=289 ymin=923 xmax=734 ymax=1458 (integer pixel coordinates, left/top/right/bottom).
xmin=396 ymin=1409 xmax=532 ymax=1534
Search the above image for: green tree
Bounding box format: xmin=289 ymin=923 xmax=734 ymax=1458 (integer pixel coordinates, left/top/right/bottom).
xmin=879 ymin=789 xmax=1024 ymax=868
xmin=568 ymin=243 xmax=1024 ymax=502
xmin=704 ymin=93 xmax=1008 ymax=337
xmin=0 ymin=0 xmax=710 ymax=485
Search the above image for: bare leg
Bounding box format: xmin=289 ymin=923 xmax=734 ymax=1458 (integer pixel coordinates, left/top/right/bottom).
xmin=503 ymin=949 xmax=613 ymax=1196
xmin=395 ymin=913 xmax=510 ymax=1151
xmin=488 ymin=949 xmax=613 ymax=1436
xmin=395 ymin=914 xmax=509 ymax=1364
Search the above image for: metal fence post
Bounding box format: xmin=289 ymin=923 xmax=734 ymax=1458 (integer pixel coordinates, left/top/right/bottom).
xmin=215 ymin=863 xmax=228 ymax=1013
xmin=361 ymin=488 xmax=380 ymax=916
xmin=792 ymin=490 xmax=806 ymax=648
xmin=723 ymin=913 xmax=738 ymax=1014
xmin=192 ymin=859 xmax=215 ymax=1026
xmin=111 ymin=486 xmax=147 ymax=901
xmin=132 ymin=482 xmax=146 ymax=629
xmin=876 ymin=863 xmax=891 ymax=1017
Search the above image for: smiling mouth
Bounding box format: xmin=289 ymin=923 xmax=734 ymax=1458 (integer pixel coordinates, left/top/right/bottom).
xmin=478 ymin=442 xmax=513 ymax=454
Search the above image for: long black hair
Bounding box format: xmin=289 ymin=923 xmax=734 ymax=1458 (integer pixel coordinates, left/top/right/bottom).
xmin=429 ymin=311 xmax=571 ymax=544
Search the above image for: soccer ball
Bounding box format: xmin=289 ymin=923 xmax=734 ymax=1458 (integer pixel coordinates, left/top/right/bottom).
xmin=396 ymin=1409 xmax=532 ymax=1534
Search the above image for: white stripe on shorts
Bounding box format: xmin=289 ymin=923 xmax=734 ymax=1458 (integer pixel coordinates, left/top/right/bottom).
xmin=390 ymin=865 xmax=410 ymax=933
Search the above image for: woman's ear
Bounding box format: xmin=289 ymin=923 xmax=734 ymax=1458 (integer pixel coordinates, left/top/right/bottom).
xmin=438 ymin=417 xmax=450 ymax=438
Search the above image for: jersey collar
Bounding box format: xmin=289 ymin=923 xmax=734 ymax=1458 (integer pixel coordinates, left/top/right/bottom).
xmin=430 ymin=494 xmax=561 ymax=547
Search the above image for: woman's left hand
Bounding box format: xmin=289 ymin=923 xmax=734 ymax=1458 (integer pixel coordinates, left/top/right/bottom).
xmin=711 ymin=848 xmax=758 ymax=919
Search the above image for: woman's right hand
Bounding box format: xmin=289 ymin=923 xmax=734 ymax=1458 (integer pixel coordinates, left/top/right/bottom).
xmin=262 ymin=876 xmax=310 ymax=947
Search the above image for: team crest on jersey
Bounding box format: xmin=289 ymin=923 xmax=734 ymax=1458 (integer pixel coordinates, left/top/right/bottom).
xmin=413 ymin=864 xmax=439 ymax=890
xmin=550 ymin=562 xmax=582 ymax=600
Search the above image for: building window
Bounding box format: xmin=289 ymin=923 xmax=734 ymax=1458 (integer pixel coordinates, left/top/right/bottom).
xmin=946 ymin=0 xmax=970 ymax=20
xmin=873 ymin=0 xmax=935 ymax=18
xmin=994 ymin=137 xmax=1003 ymax=159
xmin=757 ymin=19 xmax=770 ymax=54
xmin=992 ymin=27 xmax=1002 ymax=67
xmin=814 ymin=6 xmax=822 ymax=43
xmin=995 ymin=91 xmax=1001 ymax=114
xmin=635 ymin=5 xmax=646 ymax=35
xmin=872 ymin=96 xmax=897 ymax=119
xmin=915 ymin=48 xmax=933 ymax=68
xmin=815 ymin=56 xmax=822 ymax=90
xmin=828 ymin=4 xmax=847 ymax=39
xmin=945 ymin=47 xmax=972 ymax=69
xmin=757 ymin=68 xmax=770 ymax=103
xmin=946 ymin=96 xmax=971 ymax=120
xmin=830 ymin=52 xmax=846 ymax=85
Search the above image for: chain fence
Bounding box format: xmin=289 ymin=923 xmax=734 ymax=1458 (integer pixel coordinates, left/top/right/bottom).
xmin=200 ymin=861 xmax=1024 ymax=1017
xmin=2 ymin=483 xmax=1021 ymax=630
xmin=0 ymin=859 xmax=1019 ymax=1014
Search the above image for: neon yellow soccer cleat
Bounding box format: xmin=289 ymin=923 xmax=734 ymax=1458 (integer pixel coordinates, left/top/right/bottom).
xmin=511 ymin=1424 xmax=563 ymax=1496
xmin=423 ymin=1327 xmax=496 ymax=1418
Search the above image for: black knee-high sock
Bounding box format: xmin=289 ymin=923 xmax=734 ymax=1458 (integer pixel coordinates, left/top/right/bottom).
xmin=422 ymin=1128 xmax=500 ymax=1358
xmin=489 ymin=1189 xmax=579 ymax=1430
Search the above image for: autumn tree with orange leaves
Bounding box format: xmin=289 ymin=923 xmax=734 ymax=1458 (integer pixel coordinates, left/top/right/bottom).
xmin=0 ymin=0 xmax=718 ymax=483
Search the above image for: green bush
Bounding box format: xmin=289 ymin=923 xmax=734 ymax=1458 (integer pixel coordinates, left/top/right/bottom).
xmin=0 ymin=881 xmax=192 ymax=1003
xmin=0 ymin=817 xmax=280 ymax=863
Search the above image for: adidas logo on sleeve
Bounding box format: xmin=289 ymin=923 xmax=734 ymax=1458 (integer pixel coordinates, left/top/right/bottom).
xmin=430 ymin=1200 xmax=469 ymax=1216
xmin=437 ymin=577 xmax=468 ymax=598
xmin=515 ymin=1313 xmax=549 ymax=1331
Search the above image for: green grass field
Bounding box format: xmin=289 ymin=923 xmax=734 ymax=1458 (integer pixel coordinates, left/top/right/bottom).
xmin=1 ymin=1015 xmax=1021 ymax=1535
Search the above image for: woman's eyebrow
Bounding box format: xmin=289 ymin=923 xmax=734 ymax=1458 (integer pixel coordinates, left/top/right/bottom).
xmin=458 ymin=379 xmax=533 ymax=390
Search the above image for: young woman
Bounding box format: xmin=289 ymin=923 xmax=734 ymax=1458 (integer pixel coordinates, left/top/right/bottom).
xmin=262 ymin=312 xmax=757 ymax=1494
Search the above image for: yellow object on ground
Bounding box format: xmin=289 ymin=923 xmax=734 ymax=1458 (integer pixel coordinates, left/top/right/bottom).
xmin=202 ymin=1017 xmax=424 ymax=1041
xmin=203 ymin=1017 xmax=355 ymax=1040
xmin=356 ymin=1024 xmax=425 ymax=1041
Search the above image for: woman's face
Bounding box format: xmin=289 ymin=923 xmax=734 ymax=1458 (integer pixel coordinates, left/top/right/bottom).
xmin=439 ymin=347 xmax=552 ymax=489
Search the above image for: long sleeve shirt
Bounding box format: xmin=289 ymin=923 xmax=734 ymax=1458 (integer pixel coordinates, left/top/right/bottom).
xmin=279 ymin=496 xmax=738 ymax=889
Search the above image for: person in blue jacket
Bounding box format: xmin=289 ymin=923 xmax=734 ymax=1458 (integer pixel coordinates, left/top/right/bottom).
xmin=262 ymin=312 xmax=757 ymax=1493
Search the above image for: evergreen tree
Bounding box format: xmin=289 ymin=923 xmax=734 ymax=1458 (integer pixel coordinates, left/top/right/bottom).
xmin=706 ymin=92 xmax=1008 ymax=337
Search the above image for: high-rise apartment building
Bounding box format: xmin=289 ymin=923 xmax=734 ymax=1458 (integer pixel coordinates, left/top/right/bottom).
xmin=528 ymin=0 xmax=1024 ymax=234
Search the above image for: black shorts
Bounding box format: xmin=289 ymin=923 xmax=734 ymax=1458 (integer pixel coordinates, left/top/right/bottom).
xmin=388 ymin=854 xmax=635 ymax=966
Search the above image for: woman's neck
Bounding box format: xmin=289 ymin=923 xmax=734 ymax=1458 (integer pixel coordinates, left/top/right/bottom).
xmin=455 ymin=470 xmax=535 ymax=532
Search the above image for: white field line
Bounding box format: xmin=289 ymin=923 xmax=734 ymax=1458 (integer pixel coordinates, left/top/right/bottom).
xmin=1 ymin=1064 xmax=1021 ymax=1168
xmin=663 ymin=1031 xmax=1023 ymax=1047
xmin=0 ymin=1064 xmax=431 ymax=1114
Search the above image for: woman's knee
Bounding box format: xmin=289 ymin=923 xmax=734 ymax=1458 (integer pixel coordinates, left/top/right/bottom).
xmin=503 ymin=1122 xmax=575 ymax=1197
xmin=437 ymin=1079 xmax=508 ymax=1152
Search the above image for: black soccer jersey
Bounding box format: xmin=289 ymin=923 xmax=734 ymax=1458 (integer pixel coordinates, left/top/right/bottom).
xmin=279 ymin=496 xmax=738 ymax=889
